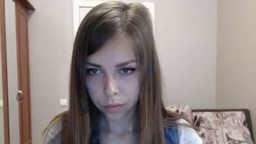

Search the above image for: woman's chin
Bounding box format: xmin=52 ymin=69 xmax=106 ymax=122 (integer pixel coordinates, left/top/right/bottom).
xmin=103 ymin=112 xmax=126 ymax=120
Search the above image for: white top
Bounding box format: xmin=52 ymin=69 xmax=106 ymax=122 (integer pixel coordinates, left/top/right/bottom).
xmin=177 ymin=119 xmax=203 ymax=144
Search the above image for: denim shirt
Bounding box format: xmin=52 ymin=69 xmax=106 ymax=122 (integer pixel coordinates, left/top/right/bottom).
xmin=44 ymin=119 xmax=202 ymax=144
xmin=164 ymin=127 xmax=179 ymax=144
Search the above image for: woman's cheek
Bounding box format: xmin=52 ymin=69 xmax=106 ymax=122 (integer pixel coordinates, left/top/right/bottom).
xmin=86 ymin=77 xmax=103 ymax=94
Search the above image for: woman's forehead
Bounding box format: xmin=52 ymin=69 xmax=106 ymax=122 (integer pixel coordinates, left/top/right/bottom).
xmin=87 ymin=35 xmax=136 ymax=65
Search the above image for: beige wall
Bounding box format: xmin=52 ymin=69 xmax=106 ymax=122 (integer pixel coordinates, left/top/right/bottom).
xmin=28 ymin=0 xmax=73 ymax=143
xmin=28 ymin=0 xmax=217 ymax=143
xmin=216 ymin=0 xmax=256 ymax=139
xmin=155 ymin=0 xmax=217 ymax=108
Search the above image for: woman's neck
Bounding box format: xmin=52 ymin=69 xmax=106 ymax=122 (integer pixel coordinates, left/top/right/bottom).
xmin=99 ymin=109 xmax=137 ymax=133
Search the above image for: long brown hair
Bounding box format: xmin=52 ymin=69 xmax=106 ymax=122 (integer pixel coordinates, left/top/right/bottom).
xmin=45 ymin=2 xmax=179 ymax=144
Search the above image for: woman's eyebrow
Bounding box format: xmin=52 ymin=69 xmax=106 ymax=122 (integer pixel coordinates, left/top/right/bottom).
xmin=116 ymin=59 xmax=136 ymax=67
xmin=87 ymin=63 xmax=101 ymax=68
xmin=87 ymin=59 xmax=136 ymax=67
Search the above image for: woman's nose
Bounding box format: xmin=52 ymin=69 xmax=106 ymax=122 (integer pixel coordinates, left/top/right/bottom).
xmin=104 ymin=75 xmax=119 ymax=97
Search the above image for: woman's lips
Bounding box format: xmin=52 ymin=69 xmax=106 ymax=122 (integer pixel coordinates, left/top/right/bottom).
xmin=104 ymin=104 xmax=124 ymax=113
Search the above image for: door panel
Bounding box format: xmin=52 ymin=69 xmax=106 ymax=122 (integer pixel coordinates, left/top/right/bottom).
xmin=16 ymin=2 xmax=32 ymax=144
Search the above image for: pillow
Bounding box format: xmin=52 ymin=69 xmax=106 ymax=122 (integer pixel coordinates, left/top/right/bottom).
xmin=193 ymin=111 xmax=254 ymax=144
xmin=165 ymin=104 xmax=193 ymax=124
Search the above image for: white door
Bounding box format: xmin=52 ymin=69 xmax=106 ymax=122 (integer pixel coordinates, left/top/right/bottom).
xmin=73 ymin=0 xmax=155 ymax=37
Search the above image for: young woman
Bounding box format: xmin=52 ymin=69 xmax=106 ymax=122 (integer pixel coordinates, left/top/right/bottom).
xmin=44 ymin=1 xmax=202 ymax=144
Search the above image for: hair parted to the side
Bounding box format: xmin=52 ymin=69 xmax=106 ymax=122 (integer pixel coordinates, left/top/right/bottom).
xmin=44 ymin=1 xmax=181 ymax=144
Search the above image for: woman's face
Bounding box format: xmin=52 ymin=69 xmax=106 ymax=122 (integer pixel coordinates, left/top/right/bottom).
xmin=86 ymin=35 xmax=140 ymax=120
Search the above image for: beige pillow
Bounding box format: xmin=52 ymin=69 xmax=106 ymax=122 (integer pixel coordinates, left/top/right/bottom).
xmin=165 ymin=104 xmax=193 ymax=124
xmin=193 ymin=111 xmax=254 ymax=144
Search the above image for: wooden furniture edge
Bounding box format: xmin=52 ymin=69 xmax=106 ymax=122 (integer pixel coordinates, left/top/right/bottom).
xmin=15 ymin=0 xmax=35 ymax=11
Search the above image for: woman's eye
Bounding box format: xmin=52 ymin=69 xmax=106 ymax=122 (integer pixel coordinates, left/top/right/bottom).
xmin=86 ymin=68 xmax=102 ymax=76
xmin=119 ymin=67 xmax=136 ymax=75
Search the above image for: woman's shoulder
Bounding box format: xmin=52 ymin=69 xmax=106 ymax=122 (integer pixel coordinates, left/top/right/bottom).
xmin=164 ymin=119 xmax=202 ymax=144
xmin=43 ymin=118 xmax=62 ymax=144
xmin=177 ymin=119 xmax=202 ymax=144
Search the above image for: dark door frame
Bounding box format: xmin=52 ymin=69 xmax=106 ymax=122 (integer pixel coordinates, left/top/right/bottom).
xmin=0 ymin=0 xmax=34 ymax=143
xmin=0 ymin=0 xmax=10 ymax=143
